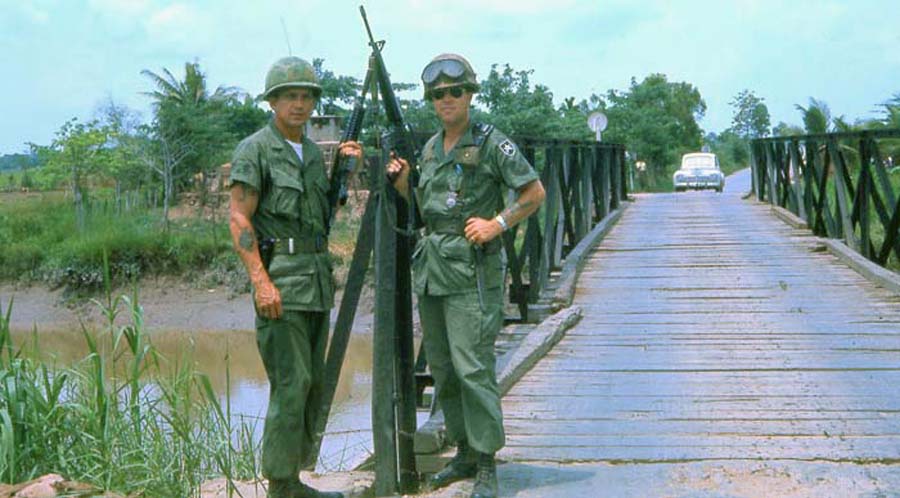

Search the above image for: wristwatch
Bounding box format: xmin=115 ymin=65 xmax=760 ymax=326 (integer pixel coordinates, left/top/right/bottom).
xmin=494 ymin=214 xmax=509 ymax=231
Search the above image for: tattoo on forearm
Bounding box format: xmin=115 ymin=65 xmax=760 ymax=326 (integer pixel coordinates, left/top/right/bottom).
xmin=238 ymin=228 xmax=255 ymax=252
xmin=501 ymin=201 xmax=524 ymax=220
xmin=501 ymin=200 xmax=535 ymax=224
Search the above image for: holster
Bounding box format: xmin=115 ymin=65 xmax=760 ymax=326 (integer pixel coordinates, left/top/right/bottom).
xmin=258 ymin=237 xmax=275 ymax=271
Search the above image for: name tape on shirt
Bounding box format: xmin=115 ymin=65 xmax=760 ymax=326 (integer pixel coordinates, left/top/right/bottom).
xmin=498 ymin=139 xmax=516 ymax=157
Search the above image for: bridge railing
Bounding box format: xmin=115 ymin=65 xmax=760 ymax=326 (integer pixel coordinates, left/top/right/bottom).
xmin=750 ymin=129 xmax=900 ymax=269
xmin=508 ymin=137 xmax=628 ymax=321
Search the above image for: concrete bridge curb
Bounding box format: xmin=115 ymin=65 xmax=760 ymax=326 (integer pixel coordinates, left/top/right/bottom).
xmin=768 ymin=203 xmax=900 ymax=295
xmin=497 ymin=307 xmax=583 ymax=397
xmin=527 ymin=202 xmax=630 ymax=321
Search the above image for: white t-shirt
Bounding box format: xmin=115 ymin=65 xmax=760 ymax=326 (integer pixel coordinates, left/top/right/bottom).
xmin=286 ymin=139 xmax=304 ymax=163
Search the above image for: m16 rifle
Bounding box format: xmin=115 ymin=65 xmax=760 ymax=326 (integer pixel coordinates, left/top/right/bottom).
xmin=326 ymin=56 xmax=376 ymax=235
xmin=359 ymin=5 xmax=422 ymax=234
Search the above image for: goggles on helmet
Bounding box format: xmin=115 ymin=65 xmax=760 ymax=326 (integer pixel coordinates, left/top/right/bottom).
xmin=421 ymin=59 xmax=468 ymax=85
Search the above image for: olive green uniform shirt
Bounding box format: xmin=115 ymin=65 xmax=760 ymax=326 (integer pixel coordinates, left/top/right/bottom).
xmin=229 ymin=121 xmax=334 ymax=311
xmin=413 ymin=122 xmax=538 ymax=296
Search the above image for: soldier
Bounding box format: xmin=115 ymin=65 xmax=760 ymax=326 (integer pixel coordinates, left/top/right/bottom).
xmin=386 ymin=54 xmax=546 ymax=498
xmin=229 ymin=56 xmax=361 ymax=498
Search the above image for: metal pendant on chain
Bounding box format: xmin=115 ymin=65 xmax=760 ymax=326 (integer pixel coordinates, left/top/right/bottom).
xmin=447 ymin=163 xmax=463 ymax=209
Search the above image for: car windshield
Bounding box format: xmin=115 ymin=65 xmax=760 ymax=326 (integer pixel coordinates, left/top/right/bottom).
xmin=682 ymin=155 xmax=718 ymax=169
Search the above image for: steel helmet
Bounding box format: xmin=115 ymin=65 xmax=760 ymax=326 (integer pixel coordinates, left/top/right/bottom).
xmin=263 ymin=56 xmax=322 ymax=100
xmin=421 ymin=53 xmax=479 ymax=100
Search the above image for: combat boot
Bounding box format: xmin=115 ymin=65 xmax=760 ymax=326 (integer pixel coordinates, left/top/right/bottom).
xmin=428 ymin=440 xmax=477 ymax=490
xmin=267 ymin=479 xmax=343 ymax=498
xmin=470 ymin=452 xmax=498 ymax=498
xmin=267 ymin=479 xmax=295 ymax=498
xmin=295 ymin=480 xmax=344 ymax=498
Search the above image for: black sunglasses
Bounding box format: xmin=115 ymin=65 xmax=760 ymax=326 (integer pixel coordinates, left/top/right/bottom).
xmin=430 ymin=86 xmax=466 ymax=100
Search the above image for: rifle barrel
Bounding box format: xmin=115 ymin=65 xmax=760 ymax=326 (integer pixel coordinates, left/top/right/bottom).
xmin=360 ymin=6 xmax=376 ymax=47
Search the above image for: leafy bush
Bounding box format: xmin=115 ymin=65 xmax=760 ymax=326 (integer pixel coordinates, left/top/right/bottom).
xmin=0 ymin=194 xmax=234 ymax=293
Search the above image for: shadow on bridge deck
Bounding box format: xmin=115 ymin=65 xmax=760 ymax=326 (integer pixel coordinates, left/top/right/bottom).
xmin=487 ymin=168 xmax=900 ymax=497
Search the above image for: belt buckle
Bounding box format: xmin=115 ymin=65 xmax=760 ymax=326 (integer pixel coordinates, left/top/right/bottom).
xmin=288 ymin=238 xmax=295 ymax=255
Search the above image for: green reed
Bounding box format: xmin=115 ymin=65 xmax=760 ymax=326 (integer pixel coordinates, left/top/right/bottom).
xmin=0 ymin=256 xmax=260 ymax=496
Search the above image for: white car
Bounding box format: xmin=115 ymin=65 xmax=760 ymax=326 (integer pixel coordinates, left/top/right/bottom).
xmin=673 ymin=152 xmax=725 ymax=192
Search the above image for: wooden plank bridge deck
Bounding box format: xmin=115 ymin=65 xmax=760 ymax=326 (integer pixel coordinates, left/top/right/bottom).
xmin=501 ymin=177 xmax=900 ymax=468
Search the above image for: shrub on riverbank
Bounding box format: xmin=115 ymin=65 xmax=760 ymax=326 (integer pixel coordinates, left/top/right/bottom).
xmin=0 ymin=287 xmax=259 ymax=495
xmin=0 ymin=193 xmax=227 ymax=291
xmin=0 ymin=192 xmax=364 ymax=295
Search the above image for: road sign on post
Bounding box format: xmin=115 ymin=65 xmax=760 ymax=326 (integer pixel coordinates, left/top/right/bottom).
xmin=587 ymin=112 xmax=608 ymax=142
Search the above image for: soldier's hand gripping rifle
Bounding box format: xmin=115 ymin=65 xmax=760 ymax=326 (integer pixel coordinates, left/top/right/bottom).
xmin=326 ymin=56 xmax=376 ymax=235
xmin=359 ymin=6 xmax=422 ymax=234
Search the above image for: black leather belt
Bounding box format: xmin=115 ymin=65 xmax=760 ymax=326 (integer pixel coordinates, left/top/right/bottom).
xmin=425 ymin=218 xmax=466 ymax=236
xmin=424 ymin=219 xmax=502 ymax=255
xmin=272 ymin=236 xmax=327 ymax=255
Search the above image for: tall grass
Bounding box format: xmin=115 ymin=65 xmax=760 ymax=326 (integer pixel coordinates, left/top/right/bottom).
xmin=0 ymin=258 xmax=260 ymax=495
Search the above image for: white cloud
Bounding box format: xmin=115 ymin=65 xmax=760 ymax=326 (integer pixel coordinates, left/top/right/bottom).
xmin=456 ymin=0 xmax=582 ymax=13
xmin=147 ymin=3 xmax=194 ymax=33
xmin=20 ymin=3 xmax=50 ymax=24
xmin=145 ymin=3 xmax=209 ymax=46
xmin=88 ymin=0 xmax=153 ymax=17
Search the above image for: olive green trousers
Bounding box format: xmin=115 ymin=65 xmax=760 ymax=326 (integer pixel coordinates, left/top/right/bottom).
xmin=418 ymin=289 xmax=506 ymax=454
xmin=256 ymin=310 xmax=329 ymax=480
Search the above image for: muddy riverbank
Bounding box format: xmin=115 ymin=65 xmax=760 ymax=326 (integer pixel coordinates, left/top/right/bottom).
xmin=0 ymin=276 xmax=377 ymax=335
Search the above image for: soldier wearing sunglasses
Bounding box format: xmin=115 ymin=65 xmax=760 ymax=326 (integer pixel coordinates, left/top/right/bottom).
xmin=386 ymin=53 xmax=546 ymax=498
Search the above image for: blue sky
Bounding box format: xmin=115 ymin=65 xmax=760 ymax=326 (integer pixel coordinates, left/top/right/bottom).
xmin=2 ymin=0 xmax=898 ymax=155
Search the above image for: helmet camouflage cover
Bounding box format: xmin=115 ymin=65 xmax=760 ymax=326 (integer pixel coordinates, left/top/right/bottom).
xmin=422 ymin=53 xmax=479 ymax=100
xmin=263 ymin=56 xmax=322 ymax=100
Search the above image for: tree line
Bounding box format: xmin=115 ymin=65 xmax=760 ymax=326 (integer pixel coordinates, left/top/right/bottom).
xmin=7 ymin=59 xmax=900 ymax=211
xmin=708 ymin=91 xmax=900 ymax=180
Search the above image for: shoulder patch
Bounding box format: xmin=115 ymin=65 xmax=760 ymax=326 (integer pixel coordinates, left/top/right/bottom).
xmin=498 ymin=139 xmax=516 ymax=157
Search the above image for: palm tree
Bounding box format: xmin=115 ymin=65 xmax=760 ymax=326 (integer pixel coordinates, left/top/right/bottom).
xmin=832 ymin=116 xmax=857 ymax=133
xmin=876 ymin=94 xmax=900 ymax=167
xmin=795 ymin=98 xmax=832 ymax=135
xmin=141 ymin=61 xmax=238 ymax=108
xmin=140 ymin=62 xmax=240 ymax=226
xmin=879 ymin=94 xmax=900 ymax=129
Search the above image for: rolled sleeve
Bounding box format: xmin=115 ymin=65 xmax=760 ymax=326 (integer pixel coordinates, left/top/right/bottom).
xmin=229 ymin=140 xmax=262 ymax=191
